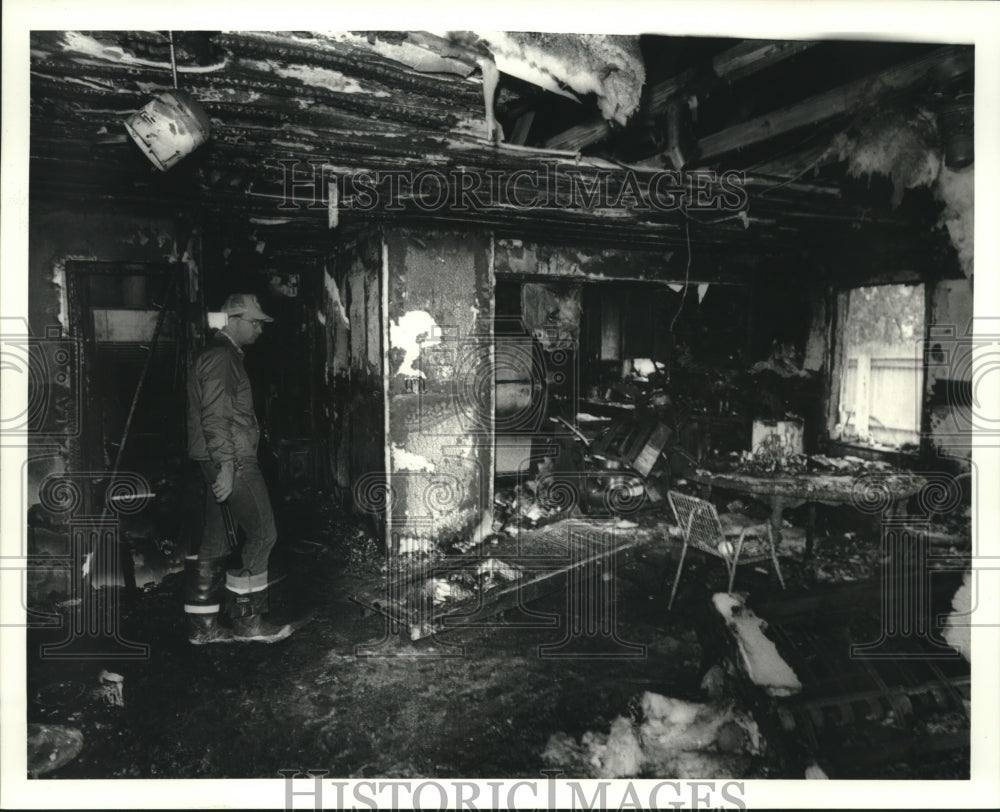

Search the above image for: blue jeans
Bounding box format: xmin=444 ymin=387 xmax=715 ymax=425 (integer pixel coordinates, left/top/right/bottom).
xmin=198 ymin=457 xmax=277 ymax=576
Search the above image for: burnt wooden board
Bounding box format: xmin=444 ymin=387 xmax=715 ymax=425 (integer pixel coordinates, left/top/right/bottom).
xmin=351 ymin=517 xmax=666 ymax=640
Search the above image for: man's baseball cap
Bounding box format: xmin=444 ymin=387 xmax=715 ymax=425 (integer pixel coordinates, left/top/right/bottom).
xmin=222 ymin=293 xmax=274 ymax=322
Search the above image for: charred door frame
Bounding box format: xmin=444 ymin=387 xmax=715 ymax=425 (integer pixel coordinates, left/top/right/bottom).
xmin=65 ymin=260 xmax=181 ymax=506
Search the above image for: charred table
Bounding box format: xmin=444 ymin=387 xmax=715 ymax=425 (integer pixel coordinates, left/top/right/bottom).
xmin=687 ymin=470 xmax=927 ymax=557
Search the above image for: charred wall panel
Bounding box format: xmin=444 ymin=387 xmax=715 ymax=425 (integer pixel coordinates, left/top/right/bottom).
xmin=926 ymin=277 xmax=974 ymax=463
xmin=384 ymin=228 xmax=493 ymax=554
xmin=493 ymin=238 xmax=753 ymax=284
xmin=322 ymin=231 xmax=385 ymax=519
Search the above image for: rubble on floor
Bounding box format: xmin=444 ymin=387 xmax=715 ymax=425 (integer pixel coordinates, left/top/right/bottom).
xmin=494 ymin=482 xmax=568 ymax=530
xmin=27 ymin=724 xmax=84 ymax=778
xmin=281 ymin=486 xmax=383 ymax=576
xmin=541 ymin=690 xmax=763 ymax=779
xmin=423 ymin=558 xmax=525 ymax=606
xmin=808 ymin=530 xmax=885 ymax=583
xmin=94 ymin=670 xmax=125 ymax=707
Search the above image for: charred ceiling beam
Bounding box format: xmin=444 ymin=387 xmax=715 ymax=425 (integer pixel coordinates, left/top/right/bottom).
xmin=32 ymin=152 xmax=934 ymax=260
xmin=690 ymin=45 xmax=973 ymax=164
xmin=29 ymin=126 xmax=920 ymax=244
xmin=214 ymin=31 xmax=480 ymax=96
xmin=710 ymin=38 xmax=815 ymax=81
xmin=544 ymin=39 xmax=816 ymax=152
xmin=31 ymin=32 xmax=485 ymax=134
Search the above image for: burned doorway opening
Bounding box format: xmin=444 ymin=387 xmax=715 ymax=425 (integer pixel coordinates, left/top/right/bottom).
xmin=65 ymin=261 xmax=186 ymax=476
xmin=490 ymin=274 xmax=765 ymax=536
xmin=64 ymin=260 xmax=192 ymax=590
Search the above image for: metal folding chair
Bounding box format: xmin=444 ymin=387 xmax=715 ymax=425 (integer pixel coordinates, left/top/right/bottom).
xmin=666 ymin=490 xmax=786 ymax=610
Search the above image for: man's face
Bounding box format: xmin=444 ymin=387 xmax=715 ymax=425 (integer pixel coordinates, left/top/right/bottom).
xmin=230 ymin=315 xmax=265 ymax=346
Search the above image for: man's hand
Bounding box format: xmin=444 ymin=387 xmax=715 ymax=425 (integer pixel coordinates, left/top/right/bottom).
xmin=212 ymin=461 xmax=235 ymax=502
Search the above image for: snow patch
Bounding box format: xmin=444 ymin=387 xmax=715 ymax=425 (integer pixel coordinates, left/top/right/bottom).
xmin=712 ymin=593 xmax=801 ymax=697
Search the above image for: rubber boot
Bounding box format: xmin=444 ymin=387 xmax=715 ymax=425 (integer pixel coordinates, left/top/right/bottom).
xmin=183 ymin=557 xmax=234 ymax=645
xmin=225 ymin=579 xmax=293 ymax=644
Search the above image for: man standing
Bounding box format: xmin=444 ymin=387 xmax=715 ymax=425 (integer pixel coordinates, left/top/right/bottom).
xmin=184 ymin=293 xmax=293 ymax=644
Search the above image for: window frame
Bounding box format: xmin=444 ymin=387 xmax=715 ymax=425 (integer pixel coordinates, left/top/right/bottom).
xmin=827 ymin=281 xmax=929 ymax=456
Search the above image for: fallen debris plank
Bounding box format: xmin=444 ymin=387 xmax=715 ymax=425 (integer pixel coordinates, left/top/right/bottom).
xmin=713 ymin=593 xmax=802 ymax=697
xmin=351 ymin=518 xmax=663 ymax=639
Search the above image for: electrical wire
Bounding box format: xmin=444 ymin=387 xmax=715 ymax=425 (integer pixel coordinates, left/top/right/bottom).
xmin=668 ymin=217 xmax=692 ymax=333
xmin=168 ymin=31 xmax=178 ymax=89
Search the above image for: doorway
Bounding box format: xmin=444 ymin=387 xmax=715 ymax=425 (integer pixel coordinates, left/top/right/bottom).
xmin=65 ymin=260 xmax=190 ymax=588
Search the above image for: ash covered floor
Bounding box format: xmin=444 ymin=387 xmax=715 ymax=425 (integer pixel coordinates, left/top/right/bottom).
xmin=25 ymin=490 xmax=970 ymax=780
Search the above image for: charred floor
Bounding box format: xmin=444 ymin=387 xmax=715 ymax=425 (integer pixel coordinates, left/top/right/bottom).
xmin=26 ymin=481 xmax=971 ymax=780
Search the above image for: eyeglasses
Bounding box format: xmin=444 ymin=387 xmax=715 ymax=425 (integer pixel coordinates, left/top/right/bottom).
xmin=239 ymin=317 xmax=264 ymax=328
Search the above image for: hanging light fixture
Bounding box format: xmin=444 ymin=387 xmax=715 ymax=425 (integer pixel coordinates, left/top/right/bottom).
xmin=124 ymin=32 xmax=211 ymax=171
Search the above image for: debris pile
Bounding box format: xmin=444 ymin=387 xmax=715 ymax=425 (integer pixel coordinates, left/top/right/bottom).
xmin=542 ymin=691 xmax=762 ymax=778
xmin=493 ymin=481 xmax=572 ymax=531
xmin=27 ymin=724 xmax=84 ymax=778
xmin=27 ymin=668 xmax=130 ymax=778
xmin=736 ymin=434 xmax=808 ymax=475
xmin=749 ymin=341 xmax=811 ymax=379
xmin=810 ymin=531 xmax=881 ymax=583
xmin=94 ymin=670 xmax=125 ymax=708
xmin=733 ymin=450 xmax=896 ymax=478
xmin=421 ymin=558 xmax=525 ymax=607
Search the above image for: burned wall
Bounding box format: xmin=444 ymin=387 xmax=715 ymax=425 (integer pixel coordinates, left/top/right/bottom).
xmin=25 ymin=207 xmax=192 ymax=602
xmin=322 ymin=230 xmax=385 ymax=518
xmin=384 ymin=228 xmax=493 ymax=554
xmin=493 ymin=238 xmax=753 ymax=284
xmin=926 ymin=276 xmax=974 ymax=463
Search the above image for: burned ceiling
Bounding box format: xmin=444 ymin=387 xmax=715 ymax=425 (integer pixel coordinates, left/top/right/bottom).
xmin=29 ymin=30 xmax=973 ymax=265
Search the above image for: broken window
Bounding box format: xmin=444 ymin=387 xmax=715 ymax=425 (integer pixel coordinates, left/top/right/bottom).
xmin=835 ymin=283 xmax=925 ymax=449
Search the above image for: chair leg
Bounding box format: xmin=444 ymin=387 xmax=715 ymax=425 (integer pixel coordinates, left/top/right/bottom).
xmin=767 ymin=525 xmax=786 ymax=590
xmin=772 ymin=549 xmax=786 ymax=589
xmin=728 ymin=529 xmax=750 ymax=594
xmin=667 ymin=542 xmax=689 ymax=611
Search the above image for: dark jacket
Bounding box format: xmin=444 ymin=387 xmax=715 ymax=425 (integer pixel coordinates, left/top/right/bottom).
xmin=187 ymin=331 xmax=260 ymax=464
